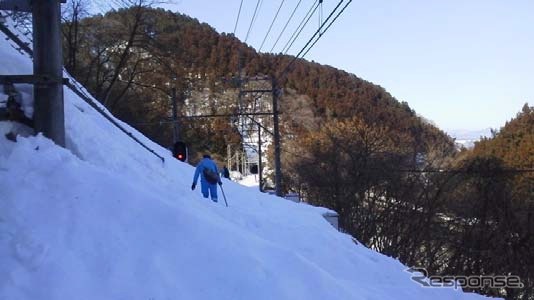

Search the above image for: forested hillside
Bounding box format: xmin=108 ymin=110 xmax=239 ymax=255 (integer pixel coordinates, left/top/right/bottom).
xmin=62 ymin=6 xmax=453 ymax=165
xmin=470 ymin=104 xmax=533 ymax=169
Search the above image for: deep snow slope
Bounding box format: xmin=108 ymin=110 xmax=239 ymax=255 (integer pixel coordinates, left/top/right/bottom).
xmin=0 ymin=22 xmax=493 ymax=300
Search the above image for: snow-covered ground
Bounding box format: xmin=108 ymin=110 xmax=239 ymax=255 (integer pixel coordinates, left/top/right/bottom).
xmin=0 ymin=21 xmax=495 ymax=299
xmin=238 ymin=174 xmax=260 ymax=187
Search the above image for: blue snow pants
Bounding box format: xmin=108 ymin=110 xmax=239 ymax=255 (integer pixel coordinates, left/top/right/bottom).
xmin=201 ymin=181 xmax=218 ymax=202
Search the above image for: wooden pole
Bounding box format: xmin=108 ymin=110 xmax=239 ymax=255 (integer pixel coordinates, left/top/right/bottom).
xmin=272 ymin=78 xmax=282 ymax=196
xmin=258 ymin=123 xmax=263 ymax=192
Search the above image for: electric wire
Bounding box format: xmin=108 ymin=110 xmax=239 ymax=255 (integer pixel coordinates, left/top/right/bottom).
xmin=281 ymin=0 xmax=320 ymax=54
xmin=293 ymin=0 xmax=347 ymax=60
xmin=269 ymin=0 xmax=304 ymax=53
xmin=244 ymin=0 xmax=263 ymax=43
xmin=258 ymin=0 xmax=286 ymax=51
xmin=233 ymin=0 xmax=244 ymax=35
xmin=279 ymin=0 xmax=350 ymax=77
xmin=319 ymin=0 xmax=323 ymax=33
xmin=301 ymin=0 xmax=352 ymax=58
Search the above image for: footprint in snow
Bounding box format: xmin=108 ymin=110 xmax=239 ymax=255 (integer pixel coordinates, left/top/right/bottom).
xmin=11 ymin=234 xmax=48 ymax=271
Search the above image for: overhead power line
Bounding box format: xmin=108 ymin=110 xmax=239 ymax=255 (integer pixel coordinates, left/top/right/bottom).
xmin=301 ymin=0 xmax=352 ymax=58
xmin=280 ymin=0 xmax=352 ymax=77
xmin=233 ymin=0 xmax=244 ymax=35
xmin=269 ymin=0 xmax=304 ymax=53
xmin=319 ymin=0 xmax=324 ymax=32
xmin=244 ymin=0 xmax=263 ymax=43
xmin=293 ymin=0 xmax=348 ymax=59
xmin=281 ymin=0 xmax=320 ymax=54
xmin=258 ymin=0 xmax=286 ymax=51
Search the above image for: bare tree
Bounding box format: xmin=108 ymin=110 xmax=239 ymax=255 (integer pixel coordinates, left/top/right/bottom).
xmin=89 ymin=0 xmax=169 ymax=109
xmin=62 ymin=0 xmax=89 ymax=73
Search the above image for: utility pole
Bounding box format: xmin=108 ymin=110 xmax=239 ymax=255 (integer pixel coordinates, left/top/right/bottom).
xmin=241 ymin=150 xmax=246 ymax=176
xmin=32 ymin=0 xmax=65 ymax=146
xmin=237 ymin=48 xmax=244 ymax=134
xmin=235 ymin=48 xmax=244 ymax=176
xmin=258 ymin=123 xmax=263 ymax=192
xmin=0 ymin=0 xmax=67 ymax=147
xmin=171 ymin=87 xmax=179 ymax=144
xmin=236 ymin=74 xmax=282 ymax=196
xmin=227 ymin=144 xmax=231 ymax=172
xmin=272 ymin=77 xmax=282 ymax=196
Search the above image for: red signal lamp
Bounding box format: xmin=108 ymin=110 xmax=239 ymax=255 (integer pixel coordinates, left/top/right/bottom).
xmin=173 ymin=141 xmax=187 ymax=162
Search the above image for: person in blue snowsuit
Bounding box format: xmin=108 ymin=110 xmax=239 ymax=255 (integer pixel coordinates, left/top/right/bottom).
xmin=191 ymin=154 xmax=222 ymax=202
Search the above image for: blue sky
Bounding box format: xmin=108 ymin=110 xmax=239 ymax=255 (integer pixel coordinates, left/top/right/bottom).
xmin=154 ymin=0 xmax=533 ymax=131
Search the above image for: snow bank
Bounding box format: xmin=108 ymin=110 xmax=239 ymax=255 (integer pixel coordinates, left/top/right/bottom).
xmin=0 ymin=22 xmax=494 ymax=299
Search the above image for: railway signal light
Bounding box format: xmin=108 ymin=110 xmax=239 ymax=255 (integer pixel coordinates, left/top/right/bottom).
xmin=173 ymin=141 xmax=187 ymax=162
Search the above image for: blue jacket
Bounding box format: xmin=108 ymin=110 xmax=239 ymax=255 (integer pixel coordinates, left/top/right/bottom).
xmin=193 ymin=158 xmax=221 ymax=185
